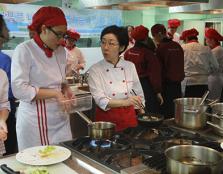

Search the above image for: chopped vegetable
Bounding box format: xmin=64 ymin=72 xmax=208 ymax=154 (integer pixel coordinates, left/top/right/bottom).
xmin=24 ymin=167 xmax=49 ymax=174
xmin=38 ymin=146 xmax=56 ymax=157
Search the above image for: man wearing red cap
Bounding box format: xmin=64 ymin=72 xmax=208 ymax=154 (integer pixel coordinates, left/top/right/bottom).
xmin=167 ymin=19 xmax=181 ymax=43
xmin=205 ymin=28 xmax=223 ymax=100
xmin=64 ymin=29 xmax=86 ymax=76
xmin=151 ymin=24 xmax=184 ymax=118
xmin=180 ymin=28 xmax=219 ymax=97
xmin=124 ymin=25 xmax=163 ymax=113
xmin=11 ymin=6 xmax=74 ymax=151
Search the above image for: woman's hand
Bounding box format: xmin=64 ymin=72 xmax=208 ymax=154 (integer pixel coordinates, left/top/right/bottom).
xmin=0 ymin=120 xmax=7 ymax=141
xmin=56 ymin=91 xmax=73 ymax=113
xmin=62 ymin=85 xmax=75 ymax=99
xmin=157 ymin=93 xmax=164 ymax=105
xmin=127 ymin=96 xmax=142 ymax=109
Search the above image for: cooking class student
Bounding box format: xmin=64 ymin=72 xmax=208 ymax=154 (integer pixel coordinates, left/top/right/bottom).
xmin=167 ymin=19 xmax=181 ymax=43
xmin=124 ymin=25 xmax=163 ymax=114
xmin=62 ymin=29 xmax=86 ymax=76
xmin=0 ymin=69 xmax=10 ymax=156
xmin=205 ymin=28 xmax=223 ymax=100
xmin=88 ymin=25 xmax=145 ymax=131
xmin=11 ymin=6 xmax=74 ymax=151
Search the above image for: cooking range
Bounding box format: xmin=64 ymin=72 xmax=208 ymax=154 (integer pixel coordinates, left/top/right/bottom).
xmin=61 ymin=122 xmax=223 ymax=174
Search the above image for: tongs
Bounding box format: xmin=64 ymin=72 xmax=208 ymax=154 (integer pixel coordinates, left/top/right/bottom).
xmin=0 ymin=164 xmax=21 ymax=174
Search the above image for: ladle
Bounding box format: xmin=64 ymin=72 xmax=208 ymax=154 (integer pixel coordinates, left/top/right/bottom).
xmin=199 ymin=90 xmax=209 ymax=106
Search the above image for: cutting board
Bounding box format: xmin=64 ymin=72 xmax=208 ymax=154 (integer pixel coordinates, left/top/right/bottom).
xmin=0 ymin=155 xmax=78 ymax=174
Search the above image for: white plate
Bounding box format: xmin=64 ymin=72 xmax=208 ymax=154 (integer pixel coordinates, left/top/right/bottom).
xmin=16 ymin=146 xmax=71 ymax=166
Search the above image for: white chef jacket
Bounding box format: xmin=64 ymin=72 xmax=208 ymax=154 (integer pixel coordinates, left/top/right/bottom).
xmin=208 ymin=45 xmax=223 ymax=99
xmin=173 ymin=32 xmax=180 ymax=43
xmin=88 ymin=59 xmax=145 ymax=111
xmin=181 ymin=42 xmax=219 ymax=86
xmin=0 ymin=69 xmax=9 ymax=156
xmin=66 ymin=47 xmax=86 ymax=75
xmin=11 ymin=39 xmax=72 ymax=151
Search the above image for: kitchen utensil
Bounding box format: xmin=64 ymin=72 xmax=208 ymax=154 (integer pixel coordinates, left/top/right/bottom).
xmin=199 ymin=90 xmax=209 ymax=106
xmin=131 ymin=89 xmax=147 ymax=113
xmin=76 ymin=111 xmax=116 ymax=139
xmin=174 ymin=98 xmax=208 ymax=129
xmin=137 ymin=113 xmax=164 ymax=127
xmin=165 ymin=145 xmax=223 ymax=174
xmin=1 ymin=164 xmax=20 ymax=174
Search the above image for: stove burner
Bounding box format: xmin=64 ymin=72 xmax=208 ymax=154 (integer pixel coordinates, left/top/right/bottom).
xmin=90 ymin=140 xmax=111 ymax=148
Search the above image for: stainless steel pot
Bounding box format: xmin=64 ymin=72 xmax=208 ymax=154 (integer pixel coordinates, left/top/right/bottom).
xmin=76 ymin=111 xmax=116 ymax=140
xmin=174 ymin=98 xmax=208 ymax=129
xmin=165 ymin=145 xmax=223 ymax=174
xmin=207 ymin=103 xmax=223 ymax=136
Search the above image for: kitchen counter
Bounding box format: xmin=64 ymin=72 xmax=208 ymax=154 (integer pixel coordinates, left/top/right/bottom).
xmin=0 ymin=150 xmax=117 ymax=174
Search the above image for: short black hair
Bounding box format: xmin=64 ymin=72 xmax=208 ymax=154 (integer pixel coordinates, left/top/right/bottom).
xmin=188 ymin=36 xmax=198 ymax=41
xmin=0 ymin=14 xmax=6 ymax=32
xmin=100 ymin=25 xmax=129 ymax=54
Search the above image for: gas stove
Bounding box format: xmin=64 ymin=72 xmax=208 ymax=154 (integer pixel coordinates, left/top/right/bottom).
xmin=61 ymin=123 xmax=223 ymax=174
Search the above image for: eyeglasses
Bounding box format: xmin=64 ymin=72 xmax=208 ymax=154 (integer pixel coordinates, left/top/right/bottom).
xmin=47 ymin=27 xmax=67 ymax=39
xmin=100 ymin=40 xmax=119 ymax=47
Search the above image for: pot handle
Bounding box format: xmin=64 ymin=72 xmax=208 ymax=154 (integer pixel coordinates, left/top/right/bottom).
xmin=183 ymin=109 xmax=199 ymax=114
xmin=205 ymin=112 xmax=222 ymax=119
xmin=75 ymin=111 xmax=93 ymax=125
xmin=207 ymin=121 xmax=223 ymax=132
xmin=0 ymin=164 xmax=20 ymax=174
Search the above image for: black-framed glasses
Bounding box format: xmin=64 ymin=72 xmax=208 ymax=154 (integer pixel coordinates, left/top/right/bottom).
xmin=47 ymin=27 xmax=66 ymax=39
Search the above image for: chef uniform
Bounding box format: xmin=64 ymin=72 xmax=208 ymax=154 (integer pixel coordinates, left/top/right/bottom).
xmin=181 ymin=28 xmax=219 ymax=97
xmin=124 ymin=25 xmax=162 ymax=113
xmin=11 ymin=7 xmax=72 ymax=151
xmin=205 ymin=28 xmax=223 ymax=100
xmin=0 ymin=69 xmax=10 ymax=156
xmin=88 ymin=59 xmax=144 ymax=132
xmin=64 ymin=29 xmax=86 ymax=76
xmin=167 ymin=19 xmax=181 ymax=43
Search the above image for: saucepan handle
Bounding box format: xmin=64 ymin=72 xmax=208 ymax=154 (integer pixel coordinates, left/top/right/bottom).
xmin=0 ymin=164 xmax=20 ymax=174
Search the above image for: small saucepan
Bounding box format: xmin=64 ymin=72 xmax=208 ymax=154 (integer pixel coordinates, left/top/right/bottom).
xmin=137 ymin=112 xmax=164 ymax=127
xmin=76 ymin=111 xmax=116 ymax=140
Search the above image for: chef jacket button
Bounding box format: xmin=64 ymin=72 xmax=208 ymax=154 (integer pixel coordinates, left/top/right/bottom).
xmin=123 ymin=80 xmax=125 ymax=83
xmin=121 ymin=68 xmax=124 ymax=70
xmin=106 ymin=69 xmax=109 ymax=72
xmin=110 ymin=81 xmax=112 ymax=84
xmin=112 ymin=93 xmax=115 ymax=96
xmin=125 ymin=92 xmax=127 ymax=95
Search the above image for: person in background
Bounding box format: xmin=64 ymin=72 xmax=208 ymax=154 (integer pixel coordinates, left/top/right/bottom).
xmin=88 ymin=25 xmax=145 ymax=131
xmin=63 ymin=29 xmax=86 ymax=76
xmin=0 ymin=69 xmax=10 ymax=156
xmin=0 ymin=14 xmax=17 ymax=155
xmin=124 ymin=25 xmax=163 ymax=113
xmin=205 ymin=28 xmax=223 ymax=100
xmin=180 ymin=28 xmax=219 ymax=97
xmin=167 ymin=19 xmax=181 ymax=43
xmin=11 ymin=6 xmax=74 ymax=151
xmin=151 ymin=24 xmax=184 ymax=119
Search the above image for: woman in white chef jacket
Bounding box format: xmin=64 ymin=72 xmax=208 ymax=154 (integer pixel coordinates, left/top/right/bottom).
xmin=88 ymin=25 xmax=145 ymax=132
xmin=205 ymin=28 xmax=223 ymax=100
xmin=11 ymin=7 xmax=74 ymax=151
xmin=0 ymin=69 xmax=10 ymax=156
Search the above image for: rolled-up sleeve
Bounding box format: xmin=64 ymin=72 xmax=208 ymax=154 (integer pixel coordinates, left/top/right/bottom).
xmin=11 ymin=44 xmax=39 ymax=102
xmin=0 ymin=70 xmax=10 ymax=111
xmin=88 ymin=67 xmax=110 ymax=111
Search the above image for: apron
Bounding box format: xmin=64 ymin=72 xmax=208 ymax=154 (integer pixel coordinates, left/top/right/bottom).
xmin=95 ymin=106 xmax=137 ymax=132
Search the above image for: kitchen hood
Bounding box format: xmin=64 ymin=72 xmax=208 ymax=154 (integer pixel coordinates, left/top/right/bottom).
xmin=0 ymin=0 xmax=41 ymax=4
xmin=78 ymin=0 xmax=209 ymax=10
xmin=170 ymin=0 xmax=223 ymax=14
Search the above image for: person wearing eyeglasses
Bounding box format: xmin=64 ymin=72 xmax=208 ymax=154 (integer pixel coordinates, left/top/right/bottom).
xmin=63 ymin=29 xmax=86 ymax=76
xmin=11 ymin=6 xmax=74 ymax=151
xmin=88 ymin=25 xmax=145 ymax=131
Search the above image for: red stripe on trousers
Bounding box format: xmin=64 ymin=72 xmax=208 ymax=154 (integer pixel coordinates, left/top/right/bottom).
xmin=43 ymin=100 xmax=49 ymax=145
xmin=39 ymin=100 xmax=47 ymax=145
xmin=36 ymin=100 xmax=43 ymax=145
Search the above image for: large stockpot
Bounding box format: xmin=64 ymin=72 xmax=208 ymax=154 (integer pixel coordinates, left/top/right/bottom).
xmin=76 ymin=111 xmax=116 ymax=140
xmin=174 ymin=98 xmax=208 ymax=129
xmin=207 ymin=103 xmax=223 ymax=136
xmin=165 ymin=145 xmax=223 ymax=174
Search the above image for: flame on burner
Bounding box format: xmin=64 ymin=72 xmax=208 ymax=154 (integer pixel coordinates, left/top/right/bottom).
xmin=90 ymin=140 xmax=111 ymax=148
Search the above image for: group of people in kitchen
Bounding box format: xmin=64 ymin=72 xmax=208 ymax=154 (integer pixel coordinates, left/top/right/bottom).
xmin=0 ymin=6 xmax=223 ymax=154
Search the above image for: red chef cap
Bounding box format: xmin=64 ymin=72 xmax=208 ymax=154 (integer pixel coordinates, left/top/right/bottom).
xmin=67 ymin=29 xmax=80 ymax=41
xmin=205 ymin=28 xmax=223 ymax=41
xmin=131 ymin=25 xmax=149 ymax=41
xmin=28 ymin=6 xmax=67 ymax=33
xmin=180 ymin=28 xmax=199 ymax=40
xmin=168 ymin=19 xmax=181 ymax=28
xmin=151 ymin=24 xmax=166 ymax=36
